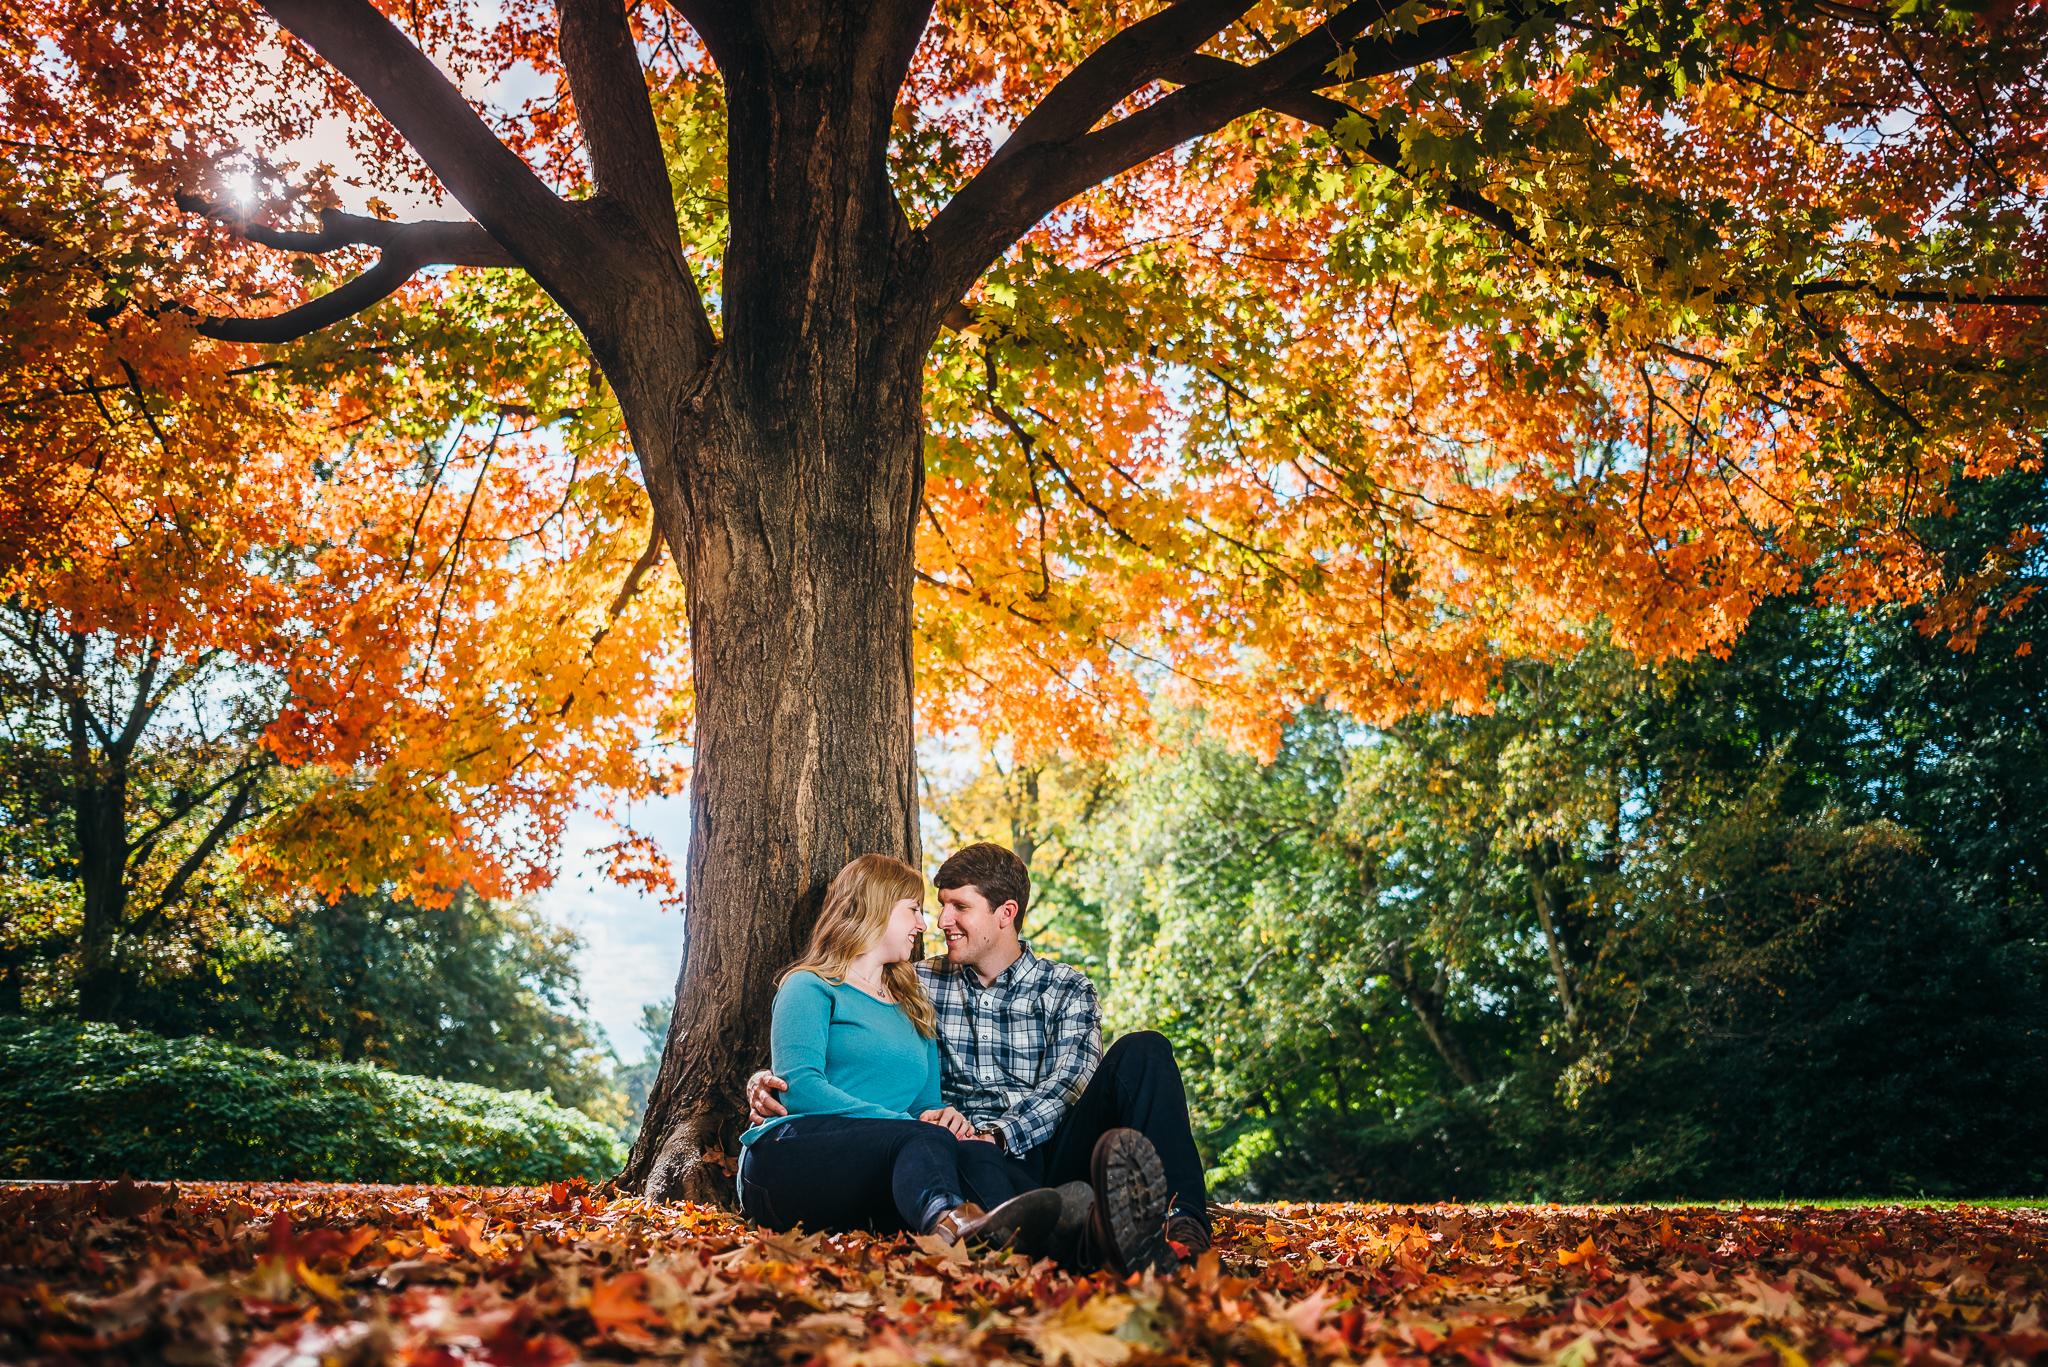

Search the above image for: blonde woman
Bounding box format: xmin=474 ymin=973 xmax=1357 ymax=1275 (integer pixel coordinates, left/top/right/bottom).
xmin=736 ymin=854 xmax=1065 ymax=1248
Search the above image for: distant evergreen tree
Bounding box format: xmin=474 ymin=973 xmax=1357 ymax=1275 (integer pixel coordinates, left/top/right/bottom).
xmin=120 ymin=887 xmax=627 ymax=1129
xmin=613 ymin=999 xmax=673 ymax=1142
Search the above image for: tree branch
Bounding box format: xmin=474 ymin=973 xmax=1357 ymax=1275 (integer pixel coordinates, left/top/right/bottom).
xmin=1795 ymin=281 xmax=2048 ymax=306
xmin=126 ymin=762 xmax=269 ymax=942
xmin=1800 ymin=304 xmax=1927 ymax=434
xmin=1527 ymin=867 xmax=1579 ymax=1034
xmin=590 ymin=519 xmax=668 ymax=650
xmin=1087 ymin=52 xmax=2046 ymax=319
xmin=177 ymin=198 xmax=515 ymax=343
xmin=257 ymin=0 xmax=585 ymax=270
xmin=926 ymin=0 xmax=1477 ymax=309
xmin=122 ymin=756 xmax=261 ymax=870
xmin=667 ymin=0 xmax=746 ymax=68
xmin=113 ymin=644 xmax=165 ymax=757
xmin=557 ymin=0 xmax=684 ymax=249
xmin=984 ymin=0 xmax=1263 ymax=171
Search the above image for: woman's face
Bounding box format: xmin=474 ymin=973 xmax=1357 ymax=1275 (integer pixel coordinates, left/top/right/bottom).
xmin=875 ymin=896 xmax=928 ymax=965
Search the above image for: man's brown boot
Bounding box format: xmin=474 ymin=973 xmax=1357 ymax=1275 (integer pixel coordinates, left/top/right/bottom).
xmin=1088 ymin=1129 xmax=1176 ymax=1276
xmin=1164 ymin=1213 xmax=1211 ymax=1263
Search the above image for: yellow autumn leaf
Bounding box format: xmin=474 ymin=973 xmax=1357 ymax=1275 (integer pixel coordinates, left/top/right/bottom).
xmin=1024 ymin=1293 xmax=1134 ymax=1367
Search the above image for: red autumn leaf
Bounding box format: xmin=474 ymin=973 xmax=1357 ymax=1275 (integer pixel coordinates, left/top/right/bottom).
xmin=585 ymin=1272 xmax=664 ymax=1337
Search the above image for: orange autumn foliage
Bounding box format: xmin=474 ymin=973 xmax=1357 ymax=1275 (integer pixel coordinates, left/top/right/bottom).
xmin=915 ymin=0 xmax=2048 ymax=758
xmin=1 ymin=33 xmax=687 ymax=904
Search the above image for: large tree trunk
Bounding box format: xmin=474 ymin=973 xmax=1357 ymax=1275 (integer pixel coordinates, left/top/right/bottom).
xmin=617 ymin=10 xmax=935 ymax=1204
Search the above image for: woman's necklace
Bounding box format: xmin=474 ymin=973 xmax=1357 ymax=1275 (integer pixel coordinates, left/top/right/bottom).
xmin=848 ymin=966 xmax=893 ymax=1002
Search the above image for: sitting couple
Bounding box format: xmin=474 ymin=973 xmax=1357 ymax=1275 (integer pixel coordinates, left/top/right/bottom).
xmin=737 ymin=843 xmax=1210 ymax=1275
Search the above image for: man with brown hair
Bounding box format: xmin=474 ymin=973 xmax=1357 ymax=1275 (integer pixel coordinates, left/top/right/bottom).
xmin=749 ymin=841 xmax=1210 ymax=1274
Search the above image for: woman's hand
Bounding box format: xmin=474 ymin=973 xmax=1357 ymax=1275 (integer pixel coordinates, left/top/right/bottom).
xmin=919 ymin=1106 xmax=975 ymax=1139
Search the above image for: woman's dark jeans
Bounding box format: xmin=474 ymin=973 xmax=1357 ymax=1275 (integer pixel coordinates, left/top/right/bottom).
xmin=738 ymin=1115 xmax=1028 ymax=1234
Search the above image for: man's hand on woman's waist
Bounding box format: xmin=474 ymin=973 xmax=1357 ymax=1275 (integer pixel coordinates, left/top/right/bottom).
xmin=746 ymin=1069 xmax=789 ymax=1127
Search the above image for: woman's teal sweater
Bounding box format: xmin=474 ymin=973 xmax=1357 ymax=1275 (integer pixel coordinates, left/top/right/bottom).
xmin=738 ymin=970 xmax=941 ymax=1147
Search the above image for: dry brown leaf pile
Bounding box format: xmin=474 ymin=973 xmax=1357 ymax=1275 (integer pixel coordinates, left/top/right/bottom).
xmin=3 ymin=1180 xmax=2044 ymax=1366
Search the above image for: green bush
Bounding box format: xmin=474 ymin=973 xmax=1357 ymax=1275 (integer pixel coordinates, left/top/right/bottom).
xmin=0 ymin=1020 xmax=623 ymax=1184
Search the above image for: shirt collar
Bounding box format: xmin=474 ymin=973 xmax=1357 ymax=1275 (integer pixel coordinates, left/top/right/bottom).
xmin=974 ymin=942 xmax=1037 ymax=991
xmin=931 ymin=942 xmax=1039 ymax=990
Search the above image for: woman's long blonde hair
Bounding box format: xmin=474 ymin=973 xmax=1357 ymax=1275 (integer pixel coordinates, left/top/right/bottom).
xmin=779 ymin=854 xmax=937 ymax=1039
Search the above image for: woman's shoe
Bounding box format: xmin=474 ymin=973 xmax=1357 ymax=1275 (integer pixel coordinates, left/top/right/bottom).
xmin=1089 ymin=1129 xmax=1176 ymax=1276
xmin=931 ymin=1188 xmax=1066 ymax=1251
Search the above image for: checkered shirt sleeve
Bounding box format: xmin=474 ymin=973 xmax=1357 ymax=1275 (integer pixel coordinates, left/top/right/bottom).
xmin=917 ymin=948 xmax=1103 ymax=1158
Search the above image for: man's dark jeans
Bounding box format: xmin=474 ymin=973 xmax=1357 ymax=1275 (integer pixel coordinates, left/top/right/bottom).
xmin=1007 ymin=1030 xmax=1209 ymax=1228
xmin=738 ymin=1115 xmax=1027 ymax=1234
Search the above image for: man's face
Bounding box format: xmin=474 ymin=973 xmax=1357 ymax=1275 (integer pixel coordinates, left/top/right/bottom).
xmin=937 ymin=882 xmax=1015 ymax=969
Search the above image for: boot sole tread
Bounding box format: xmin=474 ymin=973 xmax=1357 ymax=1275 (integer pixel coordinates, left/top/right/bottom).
xmin=1096 ymin=1131 xmax=1174 ymax=1276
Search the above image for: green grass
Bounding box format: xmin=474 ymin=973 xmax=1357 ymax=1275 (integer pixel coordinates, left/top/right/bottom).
xmin=1681 ymin=1196 xmax=2048 ymax=1210
xmin=1224 ymin=1197 xmax=2048 ymax=1212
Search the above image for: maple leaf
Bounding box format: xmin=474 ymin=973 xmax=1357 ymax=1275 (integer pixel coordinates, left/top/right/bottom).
xmin=292 ymin=1260 xmax=345 ymax=1304
xmin=1268 ymin=1286 xmax=1340 ymax=1343
xmin=1023 ymin=1293 xmax=1135 ymax=1367
xmin=1730 ymin=1273 xmax=1805 ymax=1320
xmin=910 ymin=1231 xmax=975 ymax=1266
xmin=585 ymin=1272 xmax=665 ymax=1336
xmin=1833 ymin=1264 xmax=1894 ymax=1312
xmin=721 ymin=1228 xmax=826 ymax=1268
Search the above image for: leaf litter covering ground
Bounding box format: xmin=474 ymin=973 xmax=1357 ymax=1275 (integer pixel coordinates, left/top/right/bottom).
xmin=3 ymin=1181 xmax=2045 ymax=1366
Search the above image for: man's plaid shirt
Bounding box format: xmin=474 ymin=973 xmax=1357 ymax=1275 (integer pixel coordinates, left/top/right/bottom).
xmin=914 ymin=945 xmax=1101 ymax=1157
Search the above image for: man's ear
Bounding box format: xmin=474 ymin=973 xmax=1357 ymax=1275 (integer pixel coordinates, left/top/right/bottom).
xmin=996 ymin=900 xmax=1020 ymax=929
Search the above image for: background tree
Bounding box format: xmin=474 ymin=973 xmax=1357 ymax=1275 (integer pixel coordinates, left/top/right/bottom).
xmin=153 ymin=886 xmax=627 ymax=1128
xmin=2 ymin=138 xmax=688 ymax=1014
xmin=1036 ymin=508 xmax=2047 ymax=1197
xmin=923 ymin=747 xmax=1113 ymax=875
xmin=8 ymin=0 xmax=2042 ymax=1202
xmin=0 ymin=605 xmax=283 ymax=1020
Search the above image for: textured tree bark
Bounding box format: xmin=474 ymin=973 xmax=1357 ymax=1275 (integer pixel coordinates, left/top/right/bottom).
xmin=616 ymin=7 xmax=936 ymax=1203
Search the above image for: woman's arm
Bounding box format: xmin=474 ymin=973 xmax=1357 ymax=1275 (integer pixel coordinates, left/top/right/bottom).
xmin=772 ymin=974 xmax=916 ymax=1122
xmin=911 ymin=1036 xmax=943 ymax=1117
